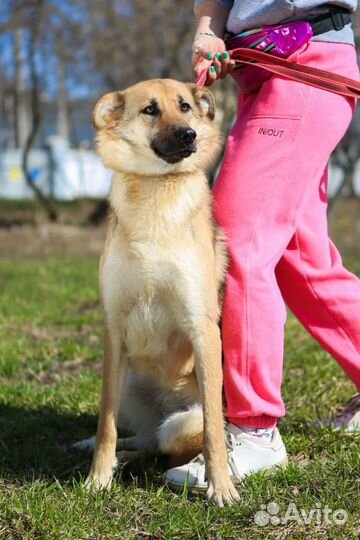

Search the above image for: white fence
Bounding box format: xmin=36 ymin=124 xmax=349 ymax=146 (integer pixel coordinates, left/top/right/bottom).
xmin=0 ymin=138 xmax=112 ymax=201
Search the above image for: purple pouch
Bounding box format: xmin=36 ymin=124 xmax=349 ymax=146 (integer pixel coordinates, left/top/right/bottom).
xmin=226 ymin=21 xmax=313 ymax=93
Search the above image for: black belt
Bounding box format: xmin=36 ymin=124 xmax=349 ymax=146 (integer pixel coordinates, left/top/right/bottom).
xmin=226 ymin=6 xmax=352 ymax=41
xmin=304 ymin=6 xmax=351 ymax=35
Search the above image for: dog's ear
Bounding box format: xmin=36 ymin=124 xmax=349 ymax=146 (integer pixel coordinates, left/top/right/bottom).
xmin=187 ymin=84 xmax=216 ymax=121
xmin=93 ymin=91 xmax=125 ymax=129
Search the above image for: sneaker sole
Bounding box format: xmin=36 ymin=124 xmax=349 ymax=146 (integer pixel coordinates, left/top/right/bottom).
xmin=166 ymin=456 xmax=289 ymax=494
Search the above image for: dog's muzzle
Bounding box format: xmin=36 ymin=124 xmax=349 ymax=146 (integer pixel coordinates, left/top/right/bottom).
xmin=151 ymin=127 xmax=198 ymax=164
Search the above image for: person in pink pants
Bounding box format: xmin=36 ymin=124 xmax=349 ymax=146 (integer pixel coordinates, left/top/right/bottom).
xmin=165 ymin=1 xmax=360 ymax=493
xmin=214 ymin=41 xmax=360 ymax=429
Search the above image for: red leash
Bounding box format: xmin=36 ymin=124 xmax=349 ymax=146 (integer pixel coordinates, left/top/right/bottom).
xmin=196 ymin=47 xmax=360 ymax=100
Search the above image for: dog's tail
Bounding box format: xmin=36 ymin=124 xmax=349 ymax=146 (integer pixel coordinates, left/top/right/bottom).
xmin=157 ymin=404 xmax=203 ymax=466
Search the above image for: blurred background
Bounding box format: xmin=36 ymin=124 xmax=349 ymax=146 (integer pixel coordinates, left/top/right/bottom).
xmin=0 ymin=0 xmax=359 ymax=245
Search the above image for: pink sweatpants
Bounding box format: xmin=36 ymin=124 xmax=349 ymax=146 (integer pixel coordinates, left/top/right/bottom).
xmin=212 ymin=42 xmax=360 ymax=428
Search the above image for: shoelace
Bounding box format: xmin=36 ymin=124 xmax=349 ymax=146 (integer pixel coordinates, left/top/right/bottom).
xmin=225 ymin=429 xmax=239 ymax=450
xmin=184 ymin=431 xmax=237 ymax=484
xmin=188 ymin=452 xmax=205 ymax=466
xmin=187 ymin=425 xmax=241 ymax=469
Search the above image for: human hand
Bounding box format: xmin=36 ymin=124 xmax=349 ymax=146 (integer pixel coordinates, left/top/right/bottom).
xmin=192 ymin=35 xmax=235 ymax=86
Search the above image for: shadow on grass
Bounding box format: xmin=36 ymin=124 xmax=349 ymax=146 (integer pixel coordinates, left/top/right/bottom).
xmin=0 ymin=404 xmax=169 ymax=488
xmin=0 ymin=404 xmax=97 ymax=482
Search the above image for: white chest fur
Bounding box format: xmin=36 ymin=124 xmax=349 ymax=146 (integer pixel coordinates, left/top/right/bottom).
xmin=101 ymin=173 xmax=217 ymax=367
xmin=102 ymin=236 xmax=207 ymax=361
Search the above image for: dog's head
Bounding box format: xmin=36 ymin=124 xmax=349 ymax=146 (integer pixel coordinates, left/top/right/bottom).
xmin=93 ymin=79 xmax=221 ymax=176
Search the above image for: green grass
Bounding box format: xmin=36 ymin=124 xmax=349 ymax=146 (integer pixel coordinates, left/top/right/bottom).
xmin=0 ymin=234 xmax=360 ymax=539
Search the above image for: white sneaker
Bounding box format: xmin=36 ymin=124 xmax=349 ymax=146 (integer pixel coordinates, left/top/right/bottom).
xmin=165 ymin=423 xmax=287 ymax=492
xmin=316 ymin=393 xmax=360 ymax=432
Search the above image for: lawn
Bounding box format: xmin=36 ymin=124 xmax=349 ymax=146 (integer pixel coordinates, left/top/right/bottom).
xmin=0 ymin=201 xmax=359 ymax=540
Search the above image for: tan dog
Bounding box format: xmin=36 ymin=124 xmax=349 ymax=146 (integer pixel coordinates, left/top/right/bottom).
xmin=85 ymin=79 xmax=239 ymax=506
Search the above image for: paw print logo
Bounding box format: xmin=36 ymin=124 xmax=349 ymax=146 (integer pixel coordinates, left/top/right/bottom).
xmin=267 ymin=502 xmax=281 ymax=525
xmin=254 ymin=505 xmax=270 ymax=527
xmin=254 ymin=502 xmax=281 ymax=527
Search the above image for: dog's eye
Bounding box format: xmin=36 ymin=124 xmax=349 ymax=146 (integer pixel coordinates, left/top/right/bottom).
xmin=180 ymin=102 xmax=191 ymax=113
xmin=142 ymin=105 xmax=158 ymax=116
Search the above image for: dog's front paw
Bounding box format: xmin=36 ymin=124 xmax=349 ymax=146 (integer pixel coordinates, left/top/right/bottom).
xmin=85 ymin=459 xmax=117 ymax=491
xmin=85 ymin=470 xmax=113 ymax=491
xmin=206 ymin=477 xmax=240 ymax=507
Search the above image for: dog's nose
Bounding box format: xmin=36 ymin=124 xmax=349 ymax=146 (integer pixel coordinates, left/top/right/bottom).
xmin=176 ymin=127 xmax=197 ymax=144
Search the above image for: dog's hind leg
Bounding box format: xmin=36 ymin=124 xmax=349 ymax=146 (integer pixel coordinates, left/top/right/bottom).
xmin=72 ymin=436 xmax=96 ymax=452
xmin=157 ymin=405 xmax=203 ymax=466
xmin=73 ymin=435 xmax=142 ymax=454
xmin=116 ymin=449 xmax=144 ymax=463
xmin=118 ymin=373 xmax=162 ymax=452
xmin=116 ymin=435 xmax=144 ymax=450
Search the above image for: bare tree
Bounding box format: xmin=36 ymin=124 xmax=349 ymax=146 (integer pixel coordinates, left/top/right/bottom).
xmin=20 ymin=0 xmax=58 ymax=220
xmin=14 ymin=27 xmax=30 ymax=149
xmin=56 ymin=32 xmax=70 ymax=141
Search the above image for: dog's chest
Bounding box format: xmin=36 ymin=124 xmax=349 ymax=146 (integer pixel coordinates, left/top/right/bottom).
xmin=101 ymin=240 xmax=203 ymax=362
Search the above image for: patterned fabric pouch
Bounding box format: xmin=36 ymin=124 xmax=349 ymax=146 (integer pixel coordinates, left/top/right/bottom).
xmin=225 ymin=21 xmax=313 ymax=93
